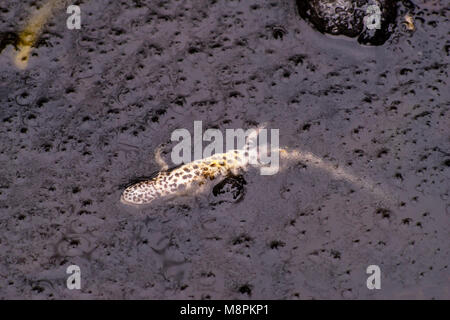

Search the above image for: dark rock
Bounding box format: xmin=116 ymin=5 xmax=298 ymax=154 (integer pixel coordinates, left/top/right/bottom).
xmin=211 ymin=174 xmax=246 ymax=204
xmin=296 ymin=0 xmax=398 ymax=45
xmin=0 ymin=32 xmax=18 ymax=53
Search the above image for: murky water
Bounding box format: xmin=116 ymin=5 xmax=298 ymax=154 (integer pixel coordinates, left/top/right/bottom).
xmin=0 ymin=0 xmax=448 ymax=299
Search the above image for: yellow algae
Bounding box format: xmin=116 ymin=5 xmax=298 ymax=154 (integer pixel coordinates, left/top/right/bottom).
xmin=14 ymin=0 xmax=67 ymax=69
xmin=403 ymin=14 xmax=415 ymax=31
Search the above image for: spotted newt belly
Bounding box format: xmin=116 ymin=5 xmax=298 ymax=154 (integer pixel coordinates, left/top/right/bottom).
xmin=121 ymin=150 xmax=248 ymax=205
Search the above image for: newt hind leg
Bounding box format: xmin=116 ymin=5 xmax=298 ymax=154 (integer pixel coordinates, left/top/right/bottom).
xmin=154 ymin=145 xmax=169 ymax=171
